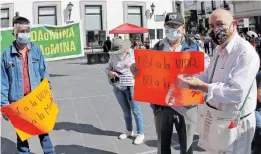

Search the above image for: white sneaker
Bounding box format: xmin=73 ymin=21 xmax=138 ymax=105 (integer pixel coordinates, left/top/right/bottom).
xmin=134 ymin=134 xmax=145 ymax=145
xmin=118 ymin=130 xmax=134 ymax=139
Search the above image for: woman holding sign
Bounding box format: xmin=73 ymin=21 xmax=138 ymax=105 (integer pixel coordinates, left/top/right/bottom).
xmin=105 ymin=38 xmax=145 ymax=145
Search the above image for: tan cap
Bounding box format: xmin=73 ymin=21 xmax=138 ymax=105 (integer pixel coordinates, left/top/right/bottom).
xmin=109 ymin=38 xmax=131 ymax=55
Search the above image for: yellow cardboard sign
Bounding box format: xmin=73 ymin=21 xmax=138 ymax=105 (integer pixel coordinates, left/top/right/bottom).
xmin=1 ymin=78 xmax=59 ymax=141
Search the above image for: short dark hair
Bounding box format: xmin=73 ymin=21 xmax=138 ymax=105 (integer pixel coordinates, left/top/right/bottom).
xmin=13 ymin=16 xmax=30 ymax=26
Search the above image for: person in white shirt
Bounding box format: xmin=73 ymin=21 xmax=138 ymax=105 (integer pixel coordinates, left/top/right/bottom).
xmin=177 ymin=9 xmax=260 ymax=154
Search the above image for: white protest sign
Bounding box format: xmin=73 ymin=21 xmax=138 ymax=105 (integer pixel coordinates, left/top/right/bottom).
xmin=198 ymin=105 xmax=239 ymax=153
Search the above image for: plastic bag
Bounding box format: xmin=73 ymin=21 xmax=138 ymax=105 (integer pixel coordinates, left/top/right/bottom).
xmin=165 ymin=84 xmax=198 ymax=124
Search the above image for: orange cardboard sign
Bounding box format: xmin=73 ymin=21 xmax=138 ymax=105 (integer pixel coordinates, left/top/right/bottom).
xmin=133 ymin=49 xmax=205 ymax=106
xmin=1 ymin=78 xmax=59 ymax=141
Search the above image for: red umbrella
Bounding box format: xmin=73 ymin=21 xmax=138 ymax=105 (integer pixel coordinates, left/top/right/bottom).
xmin=109 ymin=23 xmax=148 ymax=34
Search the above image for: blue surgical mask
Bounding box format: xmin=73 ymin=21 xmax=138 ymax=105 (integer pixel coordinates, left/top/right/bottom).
xmin=17 ymin=33 xmax=31 ymax=44
xmin=165 ymin=28 xmax=182 ymax=41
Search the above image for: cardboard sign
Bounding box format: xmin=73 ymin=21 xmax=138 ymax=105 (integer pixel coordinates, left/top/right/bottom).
xmin=1 ymin=79 xmax=59 ymax=141
xmin=133 ymin=49 xmax=205 ymax=106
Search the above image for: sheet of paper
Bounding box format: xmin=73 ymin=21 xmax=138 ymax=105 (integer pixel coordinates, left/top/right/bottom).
xmin=168 ymin=104 xmax=198 ymax=124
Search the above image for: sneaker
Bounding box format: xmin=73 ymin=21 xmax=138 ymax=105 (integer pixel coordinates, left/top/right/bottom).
xmin=118 ymin=130 xmax=134 ymax=139
xmin=134 ymin=134 xmax=145 ymax=145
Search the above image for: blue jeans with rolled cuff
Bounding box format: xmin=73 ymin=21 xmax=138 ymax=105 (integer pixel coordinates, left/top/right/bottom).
xmin=113 ymin=86 xmax=144 ymax=134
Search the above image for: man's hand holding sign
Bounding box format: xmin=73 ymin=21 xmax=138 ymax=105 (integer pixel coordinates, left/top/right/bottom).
xmin=132 ymin=49 xmax=205 ymax=107
xmin=0 ymin=78 xmax=59 ymax=141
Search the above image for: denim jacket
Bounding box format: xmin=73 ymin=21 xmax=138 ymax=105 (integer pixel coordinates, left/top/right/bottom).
xmin=1 ymin=41 xmax=50 ymax=107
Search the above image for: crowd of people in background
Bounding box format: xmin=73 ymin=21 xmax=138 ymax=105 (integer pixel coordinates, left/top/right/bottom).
xmin=191 ymin=31 xmax=261 ymax=58
xmin=103 ymin=28 xmax=261 ymax=61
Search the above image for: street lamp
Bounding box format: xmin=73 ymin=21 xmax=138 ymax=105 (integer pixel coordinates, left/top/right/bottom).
xmin=12 ymin=11 xmax=20 ymax=25
xmin=15 ymin=11 xmax=19 ymax=17
xmin=150 ymin=3 xmax=155 ymax=19
xmin=67 ymin=2 xmax=73 ymax=21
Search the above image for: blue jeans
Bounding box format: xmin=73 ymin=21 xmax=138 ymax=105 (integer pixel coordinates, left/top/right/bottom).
xmin=252 ymin=111 xmax=261 ymax=154
xmin=17 ymin=133 xmax=56 ymax=154
xmin=255 ymin=110 xmax=261 ymax=128
xmin=113 ymin=86 xmax=144 ymax=134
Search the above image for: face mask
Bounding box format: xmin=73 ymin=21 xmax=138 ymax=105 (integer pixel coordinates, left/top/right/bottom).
xmin=117 ymin=52 xmax=125 ymax=59
xmin=165 ymin=28 xmax=182 ymax=41
xmin=17 ymin=33 xmax=31 ymax=44
xmin=209 ymin=22 xmax=233 ymax=45
xmin=117 ymin=49 xmax=129 ymax=60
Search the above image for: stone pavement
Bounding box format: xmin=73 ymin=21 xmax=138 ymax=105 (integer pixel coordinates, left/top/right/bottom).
xmin=1 ymin=58 xmax=209 ymax=154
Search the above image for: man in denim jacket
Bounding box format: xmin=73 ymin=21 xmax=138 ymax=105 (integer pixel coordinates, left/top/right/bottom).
xmin=131 ymin=12 xmax=210 ymax=154
xmin=1 ymin=17 xmax=56 ymax=154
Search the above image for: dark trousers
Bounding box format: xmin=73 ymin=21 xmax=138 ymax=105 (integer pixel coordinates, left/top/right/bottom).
xmin=256 ymin=47 xmax=261 ymax=56
xmin=154 ymin=106 xmax=194 ymax=154
xmin=252 ymin=127 xmax=261 ymax=154
xmin=204 ymin=46 xmax=210 ymax=55
xmin=17 ymin=133 xmax=55 ymax=154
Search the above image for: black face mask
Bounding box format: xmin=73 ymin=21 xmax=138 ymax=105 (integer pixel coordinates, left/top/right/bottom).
xmin=209 ymin=22 xmax=233 ymax=45
xmin=209 ymin=28 xmax=228 ymax=45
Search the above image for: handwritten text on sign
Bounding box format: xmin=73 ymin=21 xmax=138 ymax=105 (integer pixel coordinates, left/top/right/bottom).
xmin=133 ymin=49 xmax=205 ymax=106
xmin=1 ymin=78 xmax=59 ymax=141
